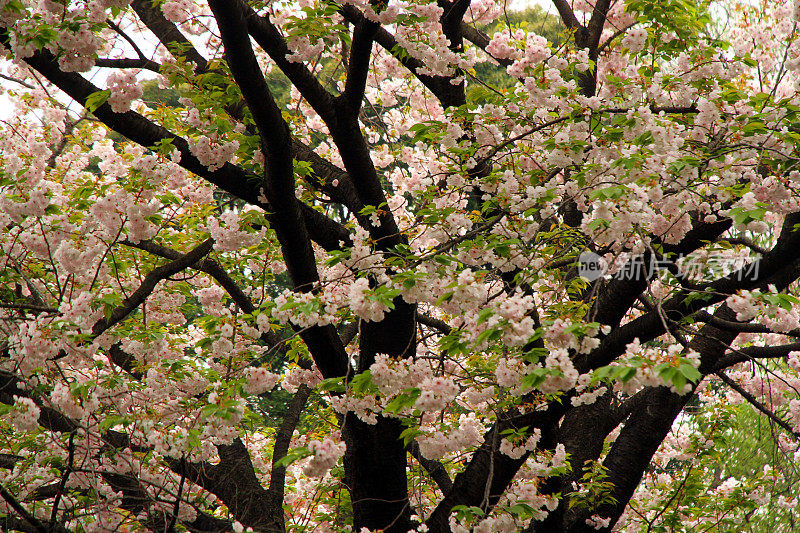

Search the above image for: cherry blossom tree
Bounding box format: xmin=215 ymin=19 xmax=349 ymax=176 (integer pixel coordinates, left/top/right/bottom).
xmin=1 ymin=0 xmax=800 ymax=531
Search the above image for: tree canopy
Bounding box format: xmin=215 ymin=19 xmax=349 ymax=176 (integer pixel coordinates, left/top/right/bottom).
xmin=0 ymin=0 xmax=799 ymax=531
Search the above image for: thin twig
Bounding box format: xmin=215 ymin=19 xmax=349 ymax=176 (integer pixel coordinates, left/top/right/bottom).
xmin=715 ymin=371 xmax=800 ymax=438
xmin=166 ymin=456 xmax=187 ymax=533
xmin=106 ymin=18 xmax=150 ymax=61
xmin=0 ymin=302 xmax=59 ymax=313
xmin=0 ymin=482 xmax=48 ymax=533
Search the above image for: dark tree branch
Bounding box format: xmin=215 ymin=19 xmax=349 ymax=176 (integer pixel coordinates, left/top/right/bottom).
xmin=338 ymin=320 xmax=359 ymax=346
xmin=0 ymin=516 xmax=70 ymax=533
xmin=239 ymin=1 xmax=403 ymax=247
xmin=0 ymin=482 xmax=50 ymax=533
xmin=123 ymin=240 xmax=254 ymax=312
xmin=209 ymin=0 xmax=315 ymax=284
xmin=587 ymin=218 xmax=731 ymax=329
xmin=0 ymin=453 xmax=21 ymax=469
xmin=240 ymin=0 xmax=336 ymax=123
xmin=106 ymin=17 xmax=155 ymax=74
xmin=94 ymin=58 xmax=161 ymax=72
xmin=0 ymin=302 xmax=59 ymax=313
xmin=575 ymin=240 xmax=800 ymax=529
xmin=596 ymin=22 xmax=634 ymax=56
xmin=416 ymin=312 xmax=452 ymax=335
xmin=130 ymin=0 xmax=209 ymax=71
xmin=552 ymin=0 xmax=610 ymax=96
xmin=694 ymin=310 xmax=800 ymax=337
xmin=426 ymin=405 xmax=564 ymax=531
xmin=343 ymin=15 xmax=378 ymax=114
xmin=723 ymin=236 xmax=770 ymax=255
xmin=17 ymin=457 xmax=202 ymax=532
xmin=581 ymin=387 xmax=689 ymax=532
xmin=170 ymin=438 xmax=274 ymax=530
xmin=92 ymin=239 xmax=214 ymax=336
xmin=579 ymin=213 xmax=800 ymax=375
xmin=266 ymin=384 xmax=312 ymax=533
xmin=15 ymin=244 xmax=167 ymax=359
xmin=552 ymin=0 xmax=581 ymax=30
xmin=0 ymin=366 xmax=262 ymax=532
xmin=527 ymin=391 xmax=618 ymax=531
xmin=340 ymin=5 xmax=461 ymax=107
xmin=207 ymin=0 xmax=350 ymax=380
xmin=4 ymin=33 xmax=351 ymax=252
xmin=1 ymin=349 xmax=260 ymax=533
xmin=291 ymin=138 xmax=365 ymax=218
xmin=585 ymin=0 xmax=613 ymax=52
xmin=564 ymin=305 xmax=741 ymax=531
xmin=0 ymin=372 xmax=150 ymax=457
xmin=47 ymin=113 xmax=86 ymax=169
xmin=461 ymin=23 xmax=512 ymax=68
xmin=436 ymin=0 xmax=471 ymax=106
xmin=715 ymin=371 xmax=800 ymax=438
xmin=611 ymin=387 xmax=652 ymax=424
xmin=407 ymin=440 xmax=453 ymax=495
xmin=715 ymin=341 xmax=800 ymax=370
xmin=28 ymin=481 xmax=86 ymax=502
xmin=602 ymin=104 xmax=699 ymax=114
xmin=122 ymin=464 xmax=233 ymax=531
xmin=439 ymin=0 xmax=472 ymax=49
xmin=0 ymin=371 xmax=78 ymax=434
xmin=298 ymin=202 xmax=352 ymax=251
xmin=120 ymin=238 xmax=299 ymax=368
xmin=166 ymin=457 xmax=186 ymax=533
xmin=49 ymin=431 xmax=76 ymax=526
xmin=107 ymin=17 xmax=150 ymax=62
xmin=0 ymin=72 xmax=35 ymax=89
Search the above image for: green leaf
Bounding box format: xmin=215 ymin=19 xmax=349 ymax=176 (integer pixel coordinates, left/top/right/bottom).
xmin=506 ymin=502 xmax=536 ymax=517
xmin=477 ymin=308 xmax=494 ymax=325
xmin=679 ymin=363 xmax=702 ymax=383
xmin=763 ymin=293 xmax=799 ymax=311
xmin=385 ymin=388 xmax=421 ymax=414
xmin=619 ymin=366 xmax=638 ymax=382
xmin=350 ymin=370 xmax=377 ymax=394
xmin=318 ymin=377 xmax=346 ymax=394
xmin=274 ymin=446 xmax=312 ymax=468
xmin=521 ymin=366 xmax=551 ymax=389
xmin=85 ymin=90 xmax=112 ymax=113
xmin=99 ymin=414 xmax=130 ymax=432
xmin=451 ymin=505 xmax=486 ymax=520
xmin=399 ymin=427 xmax=423 ymax=446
